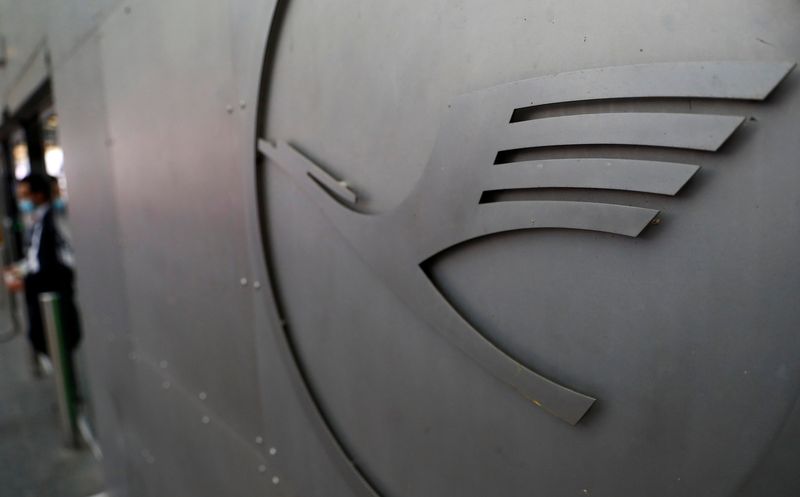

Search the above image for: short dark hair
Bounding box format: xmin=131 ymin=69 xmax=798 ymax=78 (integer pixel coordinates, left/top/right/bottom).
xmin=21 ymin=173 xmax=54 ymax=201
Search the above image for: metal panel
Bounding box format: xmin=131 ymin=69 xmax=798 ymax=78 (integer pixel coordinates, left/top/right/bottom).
xmin=261 ymin=1 xmax=800 ymax=496
xmin=41 ymin=0 xmax=800 ymax=496
xmin=51 ymin=31 xmax=133 ymax=496
xmin=122 ymin=354 xmax=292 ymax=497
xmin=258 ymin=60 xmax=790 ymax=425
xmin=45 ymin=0 xmax=125 ymax=71
xmin=97 ymin=0 xmax=264 ymax=443
xmin=74 ymin=1 xmax=385 ymax=496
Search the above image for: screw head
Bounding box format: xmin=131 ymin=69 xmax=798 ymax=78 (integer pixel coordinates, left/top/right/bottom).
xmin=272 ymin=476 xmax=280 ymax=485
xmin=240 ymin=277 xmax=248 ymax=286
xmin=269 ymin=447 xmax=277 ymax=456
xmin=198 ymin=392 xmax=207 ymax=400
xmin=255 ymin=436 xmax=263 ymax=445
xmin=258 ymin=464 xmax=267 ymax=473
xmin=239 ymin=100 xmax=247 ymax=109
xmin=253 ymin=281 xmax=262 ymax=290
xmin=201 ymin=416 xmax=211 ymax=424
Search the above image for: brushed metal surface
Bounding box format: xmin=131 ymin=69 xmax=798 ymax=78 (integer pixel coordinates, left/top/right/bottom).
xmin=38 ymin=0 xmax=800 ymax=496
xmin=51 ymin=30 xmax=133 ymax=497
xmin=258 ymin=61 xmax=790 ymax=426
xmin=262 ymin=2 xmax=800 ymax=496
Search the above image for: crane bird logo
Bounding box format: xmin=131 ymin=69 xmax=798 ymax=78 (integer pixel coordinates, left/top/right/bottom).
xmin=258 ymin=61 xmax=794 ymax=425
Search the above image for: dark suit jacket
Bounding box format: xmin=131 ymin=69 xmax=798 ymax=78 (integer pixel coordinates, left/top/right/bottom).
xmin=24 ymin=206 xmax=81 ymax=353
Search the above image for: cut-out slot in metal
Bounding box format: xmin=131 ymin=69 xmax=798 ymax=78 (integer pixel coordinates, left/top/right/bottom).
xmin=510 ymin=97 xmax=734 ymax=123
xmin=493 ymin=144 xmax=718 ymax=165
xmin=470 ymin=201 xmax=659 ymax=240
xmin=259 ymin=139 xmax=357 ymax=204
xmin=486 ymin=158 xmax=699 ymax=196
xmin=500 ymin=113 xmax=745 ymax=152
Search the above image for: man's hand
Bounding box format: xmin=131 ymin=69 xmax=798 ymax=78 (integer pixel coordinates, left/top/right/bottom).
xmin=3 ymin=269 xmax=23 ymax=292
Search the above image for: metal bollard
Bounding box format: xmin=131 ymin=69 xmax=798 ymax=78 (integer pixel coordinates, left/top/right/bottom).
xmin=39 ymin=292 xmax=79 ymax=448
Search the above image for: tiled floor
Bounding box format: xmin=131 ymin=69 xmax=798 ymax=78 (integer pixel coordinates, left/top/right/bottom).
xmin=0 ymin=312 xmax=105 ymax=497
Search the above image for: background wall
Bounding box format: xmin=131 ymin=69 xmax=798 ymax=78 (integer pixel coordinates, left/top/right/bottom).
xmin=0 ymin=0 xmax=49 ymax=112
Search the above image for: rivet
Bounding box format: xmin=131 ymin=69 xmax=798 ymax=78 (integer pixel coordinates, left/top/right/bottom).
xmin=255 ymin=436 xmax=263 ymax=445
xmin=269 ymin=447 xmax=277 ymax=456
xmin=651 ymin=218 xmax=662 ymax=225
xmin=253 ymin=281 xmax=261 ymax=290
xmin=160 ymin=360 xmax=168 ymax=369
xmin=258 ymin=464 xmax=267 ymax=473
xmin=239 ymin=100 xmax=247 ymax=109
xmin=240 ymin=277 xmax=248 ymax=286
xmin=226 ymin=105 xmax=234 ymax=114
xmin=272 ymin=476 xmax=280 ymax=485
xmin=202 ymin=416 xmax=211 ymax=424
xmin=198 ymin=392 xmax=207 ymax=400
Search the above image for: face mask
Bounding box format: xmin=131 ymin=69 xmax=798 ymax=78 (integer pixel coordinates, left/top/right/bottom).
xmin=18 ymin=199 xmax=34 ymax=214
xmin=53 ymin=198 xmax=66 ymax=212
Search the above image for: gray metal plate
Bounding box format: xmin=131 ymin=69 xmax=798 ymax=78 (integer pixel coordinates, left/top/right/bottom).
xmin=46 ymin=0 xmax=800 ymax=496
xmin=96 ymin=0 xmax=265 ymax=443
xmin=51 ymin=30 xmax=133 ymax=497
xmin=261 ymin=2 xmax=800 ymax=496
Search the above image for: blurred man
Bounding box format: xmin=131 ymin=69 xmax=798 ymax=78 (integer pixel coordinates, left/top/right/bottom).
xmin=5 ymin=173 xmax=81 ymax=386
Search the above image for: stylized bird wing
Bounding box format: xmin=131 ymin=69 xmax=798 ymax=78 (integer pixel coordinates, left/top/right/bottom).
xmin=258 ymin=61 xmax=794 ymax=425
xmin=406 ymin=61 xmax=794 ymax=259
